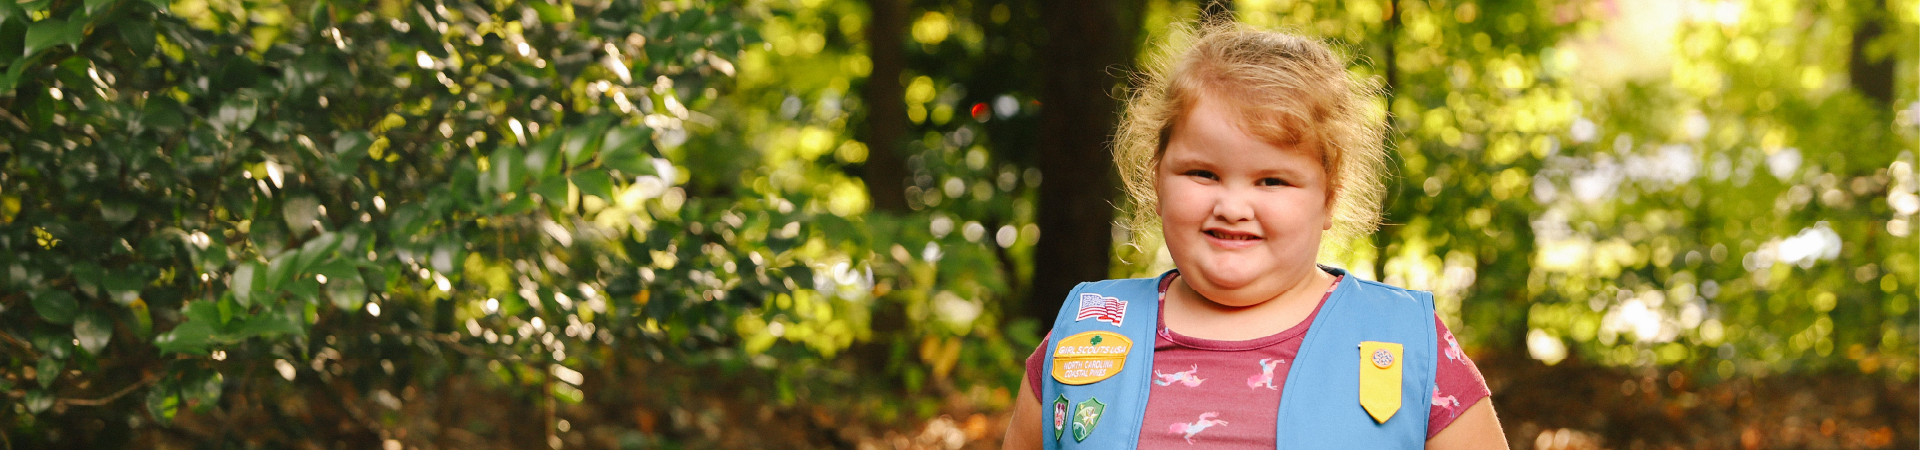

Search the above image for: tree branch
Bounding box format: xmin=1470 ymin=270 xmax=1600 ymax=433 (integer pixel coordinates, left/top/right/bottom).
xmin=0 ymin=330 xmax=41 ymax=360
xmin=58 ymin=372 xmax=160 ymax=406
xmin=0 ymin=107 xmax=28 ymax=132
xmin=390 ymin=327 xmax=526 ymax=362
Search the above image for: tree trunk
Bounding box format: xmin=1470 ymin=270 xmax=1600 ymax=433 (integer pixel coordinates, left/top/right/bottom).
xmin=1026 ymin=0 xmax=1144 ymax=335
xmin=861 ymin=0 xmax=911 ymax=213
xmin=1374 ymin=0 xmax=1401 ymax=281
xmin=1848 ymin=0 xmax=1893 ymax=107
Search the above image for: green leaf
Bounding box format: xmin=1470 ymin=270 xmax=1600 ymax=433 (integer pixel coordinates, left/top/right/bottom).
xmin=533 ymin=175 xmax=569 ymax=204
xmin=146 ymin=387 xmax=179 ymax=424
xmin=528 ymin=0 xmax=572 ymax=23
xmin=102 ymin=270 xmax=146 ymax=292
xmin=231 ymin=263 xmax=257 ymax=306
xmin=129 ymin=299 xmax=152 ymax=338
xmin=334 ymin=131 xmax=373 ymax=155
xmin=601 ymin=126 xmax=651 ymax=159
xmin=140 ymin=95 xmax=186 ymax=131
xmin=293 ymin=232 xmax=341 ymax=272
xmin=318 ymin=262 xmax=367 ymax=311
xmin=310 ymin=259 xmax=358 ymax=282
xmin=265 ymin=250 xmax=298 ymax=294
xmin=31 ymin=289 xmax=77 ymax=324
xmin=183 ymin=372 xmax=223 ymax=412
xmin=234 ymin=309 xmax=303 ymax=338
xmin=83 ymin=0 xmax=116 ymax=14
xmin=215 ymin=55 xmax=261 ymax=89
xmin=553 ymin=382 xmax=585 ymax=404
xmin=99 ymin=200 xmax=137 ymax=226
xmin=25 ymin=389 xmax=53 ymax=413
xmin=183 ymin=299 xmax=223 ymax=326
xmin=563 ymin=118 xmax=611 ymax=163
xmin=74 ymin=310 xmax=113 ymax=355
xmin=70 ymin=263 xmax=105 ymax=296
xmin=0 ymin=19 xmax=26 ymax=67
xmin=29 ymin=330 xmax=72 ymax=359
xmin=524 ymin=136 xmax=562 ymax=178
xmin=285 ymin=278 xmax=319 ymax=303
xmin=490 ymin=145 xmax=524 ymax=194
xmin=500 ymin=195 xmax=535 ymax=215
xmin=783 ymin=265 xmax=814 ymax=289
xmin=572 ymin=171 xmax=613 ymax=201
xmin=154 ymin=320 xmax=214 ymax=355
xmin=212 ymin=95 xmax=260 ymax=134
xmin=600 ymin=127 xmax=657 ymax=175
xmin=0 ymin=61 xmax=28 ymax=94
xmin=34 ymin=356 xmax=62 ymax=388
xmin=156 ymin=301 xmax=222 ymax=355
xmin=116 ymin=17 xmax=153 ymax=58
xmin=214 ymin=297 xmax=232 ymax=326
xmin=22 ymin=19 xmax=69 ymax=56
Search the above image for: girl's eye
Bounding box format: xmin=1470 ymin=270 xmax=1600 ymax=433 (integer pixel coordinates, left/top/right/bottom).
xmin=1257 ymin=177 xmax=1290 ymax=187
xmin=1185 ymin=170 xmax=1218 ymax=180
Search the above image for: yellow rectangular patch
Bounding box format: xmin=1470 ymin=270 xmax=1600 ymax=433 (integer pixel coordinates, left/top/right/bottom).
xmin=1358 ymin=341 xmax=1403 ymax=424
xmin=1050 ymin=331 xmax=1132 ymax=385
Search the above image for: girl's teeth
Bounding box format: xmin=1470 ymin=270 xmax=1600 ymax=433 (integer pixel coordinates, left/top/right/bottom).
xmin=1209 ymin=231 xmax=1255 ymax=240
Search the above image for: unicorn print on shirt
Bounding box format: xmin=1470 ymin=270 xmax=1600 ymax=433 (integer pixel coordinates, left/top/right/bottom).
xmin=1431 ymin=385 xmax=1461 ymax=417
xmin=1442 ymin=329 xmax=1465 ymax=362
xmin=1246 ymin=358 xmax=1283 ymax=390
xmin=1167 ymin=412 xmax=1229 ymax=444
xmin=1154 ymin=364 xmax=1206 ymax=387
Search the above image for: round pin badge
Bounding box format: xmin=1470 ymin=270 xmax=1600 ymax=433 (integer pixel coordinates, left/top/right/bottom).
xmin=1371 ymin=348 xmax=1395 ymax=369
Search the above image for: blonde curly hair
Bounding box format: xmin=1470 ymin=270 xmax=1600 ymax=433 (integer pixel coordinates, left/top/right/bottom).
xmin=1115 ymin=22 xmax=1388 ymax=254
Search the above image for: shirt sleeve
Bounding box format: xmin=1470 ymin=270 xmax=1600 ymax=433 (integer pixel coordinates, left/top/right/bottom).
xmin=1426 ymin=316 xmax=1492 ymax=439
xmin=1025 ymin=332 xmax=1051 ymax=400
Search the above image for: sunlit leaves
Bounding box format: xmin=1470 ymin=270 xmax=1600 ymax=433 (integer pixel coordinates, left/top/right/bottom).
xmin=1512 ymin=0 xmax=1920 ymax=377
xmin=0 ymin=0 xmax=787 ymax=444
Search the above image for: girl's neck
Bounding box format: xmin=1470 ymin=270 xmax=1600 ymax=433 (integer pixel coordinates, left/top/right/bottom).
xmin=1162 ymin=267 xmax=1338 ymax=341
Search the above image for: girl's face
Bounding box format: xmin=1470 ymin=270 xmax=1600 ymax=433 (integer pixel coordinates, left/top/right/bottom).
xmin=1155 ymin=96 xmax=1332 ymax=307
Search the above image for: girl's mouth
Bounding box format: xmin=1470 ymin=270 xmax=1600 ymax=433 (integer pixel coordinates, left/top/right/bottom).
xmin=1205 ymin=229 xmax=1261 ymax=241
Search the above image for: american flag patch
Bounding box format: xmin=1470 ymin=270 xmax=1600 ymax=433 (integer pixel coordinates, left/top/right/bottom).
xmin=1075 ymin=293 xmax=1126 ymax=326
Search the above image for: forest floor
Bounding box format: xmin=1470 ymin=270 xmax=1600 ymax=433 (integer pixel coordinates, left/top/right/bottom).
xmin=141 ymin=350 xmax=1915 ymax=449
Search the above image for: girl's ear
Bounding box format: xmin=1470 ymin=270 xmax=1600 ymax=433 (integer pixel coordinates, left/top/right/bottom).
xmin=1322 ymin=186 xmax=1338 ymax=231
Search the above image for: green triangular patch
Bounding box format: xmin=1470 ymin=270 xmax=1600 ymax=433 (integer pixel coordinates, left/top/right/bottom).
xmin=1051 ymin=395 xmax=1068 ymax=443
xmin=1071 ymin=397 xmax=1106 ymax=442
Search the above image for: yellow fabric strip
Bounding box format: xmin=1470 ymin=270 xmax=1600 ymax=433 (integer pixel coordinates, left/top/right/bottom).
xmin=1358 ymin=341 xmax=1403 ymax=424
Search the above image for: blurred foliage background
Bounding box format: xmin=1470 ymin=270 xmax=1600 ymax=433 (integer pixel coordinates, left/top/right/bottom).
xmin=0 ymin=0 xmax=1914 ymax=448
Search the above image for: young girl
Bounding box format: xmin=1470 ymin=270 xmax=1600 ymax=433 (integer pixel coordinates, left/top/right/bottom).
xmin=1004 ymin=23 xmax=1506 ymax=449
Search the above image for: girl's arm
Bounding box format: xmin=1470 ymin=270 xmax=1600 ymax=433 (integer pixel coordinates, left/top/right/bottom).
xmin=1425 ymin=397 xmax=1508 ymax=450
xmin=1002 ymin=375 xmax=1044 ymax=450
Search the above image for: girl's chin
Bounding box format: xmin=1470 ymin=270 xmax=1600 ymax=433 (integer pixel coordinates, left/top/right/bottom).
xmin=1190 ymin=289 xmax=1271 ymax=308
xmin=1188 ymin=266 xmax=1267 ymax=290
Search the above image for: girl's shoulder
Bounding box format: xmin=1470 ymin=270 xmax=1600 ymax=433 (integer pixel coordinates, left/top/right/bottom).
xmin=1329 ymin=272 xmax=1436 ymax=308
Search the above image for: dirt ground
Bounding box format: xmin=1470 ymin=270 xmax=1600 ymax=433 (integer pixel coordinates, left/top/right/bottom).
xmin=131 ymin=350 xmax=1914 ymax=449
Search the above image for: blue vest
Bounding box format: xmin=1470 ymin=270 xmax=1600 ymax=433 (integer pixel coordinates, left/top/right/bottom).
xmin=1040 ymin=267 xmax=1437 ymax=449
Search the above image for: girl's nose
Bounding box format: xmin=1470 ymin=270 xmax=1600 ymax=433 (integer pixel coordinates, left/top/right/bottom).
xmin=1210 ymin=191 xmax=1253 ymax=222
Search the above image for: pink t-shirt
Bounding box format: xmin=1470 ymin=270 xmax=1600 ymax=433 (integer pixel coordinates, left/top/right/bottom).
xmin=1025 ymin=272 xmax=1491 ymax=446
